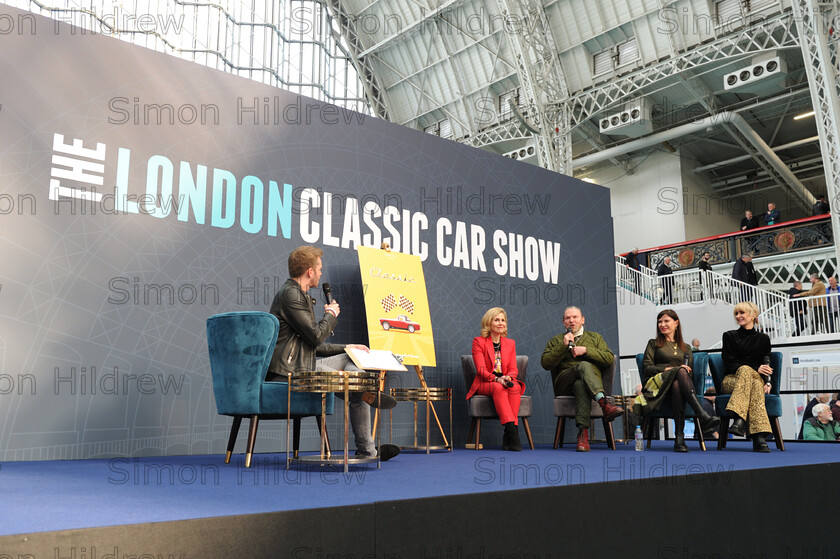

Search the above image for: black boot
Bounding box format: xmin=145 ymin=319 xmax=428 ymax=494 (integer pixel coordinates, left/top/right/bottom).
xmin=502 ymin=422 xmax=513 ymax=451
xmin=673 ymin=413 xmax=688 ymax=453
xmin=729 ymin=416 xmax=747 ymax=437
xmin=686 ymin=392 xmax=719 ymax=433
xmin=752 ymin=433 xmax=770 ymax=453
xmin=507 ymin=423 xmax=522 ymax=451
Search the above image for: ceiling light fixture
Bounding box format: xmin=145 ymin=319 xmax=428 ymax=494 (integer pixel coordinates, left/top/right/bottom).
xmin=794 ymin=111 xmax=815 ymax=120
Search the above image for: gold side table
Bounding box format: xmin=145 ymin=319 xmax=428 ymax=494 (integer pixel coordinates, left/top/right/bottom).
xmin=389 ymin=387 xmax=452 ymax=454
xmin=287 ymin=369 xmax=381 ymax=473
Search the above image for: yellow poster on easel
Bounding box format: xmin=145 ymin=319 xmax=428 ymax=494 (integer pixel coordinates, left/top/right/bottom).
xmin=356 ymin=245 xmax=436 ymax=367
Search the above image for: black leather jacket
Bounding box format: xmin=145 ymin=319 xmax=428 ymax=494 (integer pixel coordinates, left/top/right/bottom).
xmin=268 ymin=279 xmax=345 ymax=379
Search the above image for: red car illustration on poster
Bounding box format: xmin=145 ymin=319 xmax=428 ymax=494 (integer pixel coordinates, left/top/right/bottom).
xmin=379 ymin=314 xmax=421 ymax=333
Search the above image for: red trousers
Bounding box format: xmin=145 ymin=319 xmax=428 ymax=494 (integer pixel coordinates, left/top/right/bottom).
xmin=473 ymin=380 xmax=522 ymax=425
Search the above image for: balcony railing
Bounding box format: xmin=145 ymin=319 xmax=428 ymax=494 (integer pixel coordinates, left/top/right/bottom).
xmin=622 ymin=215 xmax=833 ymax=273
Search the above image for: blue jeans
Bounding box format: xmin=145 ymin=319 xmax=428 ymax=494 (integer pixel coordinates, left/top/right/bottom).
xmin=316 ymin=354 xmax=376 ymax=457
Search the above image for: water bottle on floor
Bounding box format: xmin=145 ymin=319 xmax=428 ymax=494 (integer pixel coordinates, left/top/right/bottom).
xmin=634 ymin=425 xmax=644 ymax=451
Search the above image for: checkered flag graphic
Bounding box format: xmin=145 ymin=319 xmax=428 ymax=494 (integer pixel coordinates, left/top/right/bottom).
xmin=381 ymin=294 xmax=396 ymax=312
xmin=398 ymin=295 xmax=414 ymax=314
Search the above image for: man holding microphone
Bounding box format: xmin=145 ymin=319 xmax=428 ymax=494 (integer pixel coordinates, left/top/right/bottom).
xmin=541 ymin=306 xmax=623 ymax=451
xmin=266 ymin=246 xmax=399 ymax=461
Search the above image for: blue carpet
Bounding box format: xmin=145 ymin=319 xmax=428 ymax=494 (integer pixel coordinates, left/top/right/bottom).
xmin=0 ymin=442 xmax=835 ymax=536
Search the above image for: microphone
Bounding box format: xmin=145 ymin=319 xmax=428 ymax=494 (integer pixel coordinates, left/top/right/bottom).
xmin=683 ymin=351 xmax=691 ymax=366
xmin=763 ymin=355 xmax=771 ymax=383
xmin=322 ymin=283 xmax=333 ymax=304
xmin=566 ymin=328 xmax=575 ymax=351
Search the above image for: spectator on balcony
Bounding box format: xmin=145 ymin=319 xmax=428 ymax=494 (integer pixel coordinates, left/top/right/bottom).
xmin=827 ymin=276 xmax=840 ymax=333
xmin=788 ymin=281 xmax=808 ymax=337
xmin=625 ymin=248 xmax=641 ymax=294
xmin=812 ymin=194 xmax=830 ymax=216
xmin=740 ymin=210 xmax=759 ymax=231
xmin=793 ymin=274 xmax=828 ymax=334
xmin=732 ymin=254 xmax=757 ymax=302
xmin=763 ymin=203 xmax=780 ymax=226
xmin=697 ymin=251 xmax=712 ymax=300
xmin=657 ymin=256 xmax=674 ymax=305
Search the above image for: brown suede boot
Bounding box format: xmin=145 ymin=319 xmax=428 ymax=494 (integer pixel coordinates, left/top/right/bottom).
xmin=598 ymin=397 xmax=624 ymax=423
xmin=576 ymin=427 xmax=590 ymax=452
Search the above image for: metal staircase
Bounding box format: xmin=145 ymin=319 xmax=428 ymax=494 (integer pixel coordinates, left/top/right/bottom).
xmin=616 ymin=250 xmax=839 ymax=341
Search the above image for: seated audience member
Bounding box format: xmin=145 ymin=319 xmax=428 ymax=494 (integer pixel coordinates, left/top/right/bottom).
xmin=832 ymin=394 xmax=840 ymax=422
xmin=719 ymin=301 xmax=773 ymax=453
xmin=798 ymin=393 xmax=832 ymax=439
xmin=468 ymin=307 xmax=524 ymax=451
xmin=802 ymin=403 xmax=840 ymax=441
xmin=633 ymin=309 xmax=718 ymax=452
xmin=740 ymin=210 xmax=759 ymax=230
xmin=763 ymin=203 xmax=780 ymax=226
xmin=691 ymin=338 xmax=701 ymax=352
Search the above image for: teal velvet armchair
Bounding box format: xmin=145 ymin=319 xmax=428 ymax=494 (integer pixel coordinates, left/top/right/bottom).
xmin=207 ymin=311 xmax=334 ymax=467
xmin=635 ymin=351 xmax=710 ymax=450
xmin=708 ymin=351 xmax=784 ymax=451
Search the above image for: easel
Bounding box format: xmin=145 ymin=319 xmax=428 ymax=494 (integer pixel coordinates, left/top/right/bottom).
xmin=359 ymin=243 xmax=448 ymax=450
xmin=373 ymin=364 xmax=449 ymax=449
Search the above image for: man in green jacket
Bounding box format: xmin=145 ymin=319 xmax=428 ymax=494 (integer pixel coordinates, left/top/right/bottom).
xmin=541 ymin=306 xmax=623 ymax=451
xmin=803 ymin=403 xmax=840 ymax=441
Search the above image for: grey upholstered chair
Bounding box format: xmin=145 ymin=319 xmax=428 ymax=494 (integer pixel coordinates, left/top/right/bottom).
xmin=552 ymin=355 xmax=620 ymax=450
xmin=460 ymin=355 xmax=534 ymax=450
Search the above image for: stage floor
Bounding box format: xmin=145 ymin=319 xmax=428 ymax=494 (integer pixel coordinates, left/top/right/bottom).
xmin=1 ymin=440 xmax=836 ymax=537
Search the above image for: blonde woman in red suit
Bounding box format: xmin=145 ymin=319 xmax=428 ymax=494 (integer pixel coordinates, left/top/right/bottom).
xmin=467 ymin=307 xmax=524 ymax=451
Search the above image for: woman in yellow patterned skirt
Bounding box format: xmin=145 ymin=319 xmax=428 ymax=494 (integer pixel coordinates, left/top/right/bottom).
xmin=720 ymin=301 xmax=773 ymax=453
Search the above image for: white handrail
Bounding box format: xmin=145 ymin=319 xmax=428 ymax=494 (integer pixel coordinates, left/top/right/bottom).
xmin=615 ymin=263 xmax=803 ymax=338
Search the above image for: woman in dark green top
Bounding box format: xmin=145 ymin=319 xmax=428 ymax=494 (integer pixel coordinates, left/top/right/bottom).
xmin=636 ymin=309 xmax=719 ymax=452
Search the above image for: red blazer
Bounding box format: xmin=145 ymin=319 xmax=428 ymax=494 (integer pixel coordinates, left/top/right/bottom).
xmin=466 ymin=336 xmax=521 ymax=399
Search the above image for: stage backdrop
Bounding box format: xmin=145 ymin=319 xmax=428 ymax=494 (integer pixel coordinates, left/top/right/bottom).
xmin=0 ymin=4 xmax=617 ymax=461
